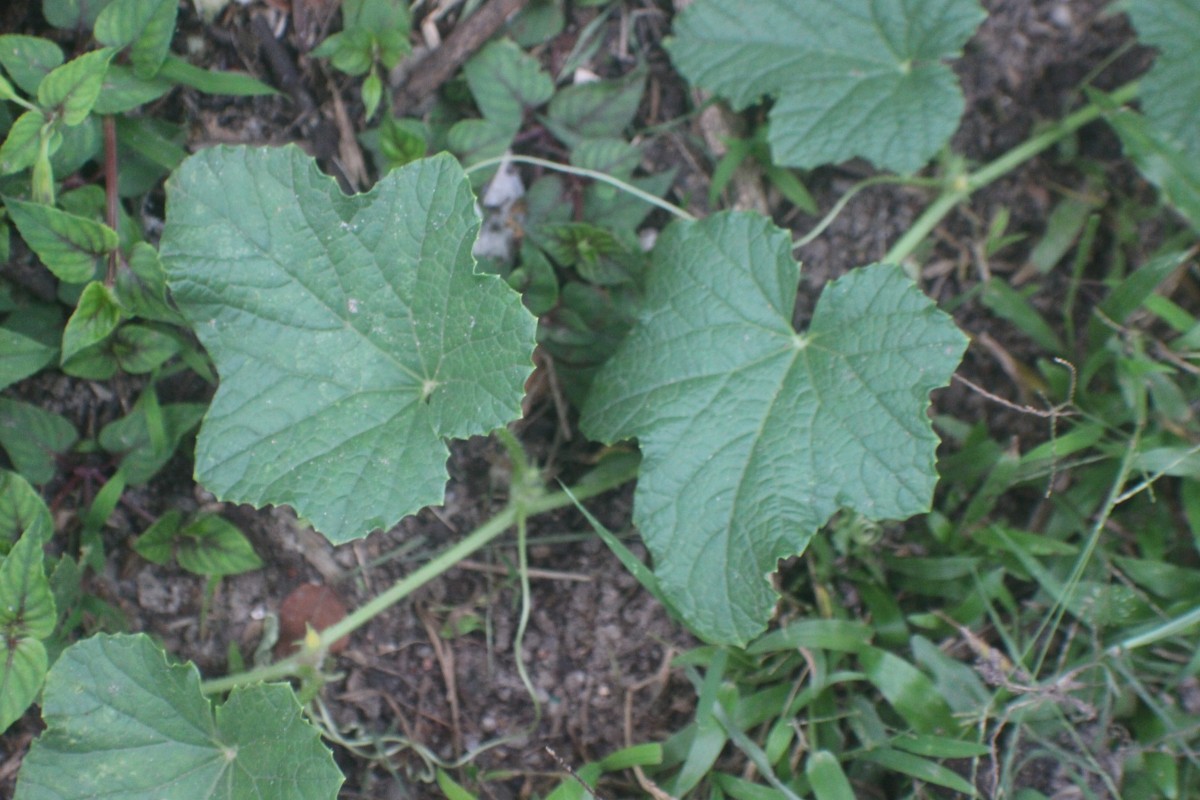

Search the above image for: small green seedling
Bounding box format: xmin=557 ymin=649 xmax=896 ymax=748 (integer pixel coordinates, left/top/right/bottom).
xmin=311 ymin=0 xmax=411 ymax=121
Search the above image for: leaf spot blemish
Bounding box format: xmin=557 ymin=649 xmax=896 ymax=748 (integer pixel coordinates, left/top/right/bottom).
xmin=347 ymin=298 xmax=360 ymax=314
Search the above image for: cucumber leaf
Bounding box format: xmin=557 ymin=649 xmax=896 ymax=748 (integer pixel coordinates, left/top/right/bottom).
xmin=667 ymin=0 xmax=985 ymax=173
xmin=14 ymin=633 xmax=343 ymax=800
xmin=160 ymin=146 xmax=535 ymax=543
xmin=580 ymin=212 xmax=966 ymax=644
xmin=1125 ymin=0 xmax=1200 ymax=160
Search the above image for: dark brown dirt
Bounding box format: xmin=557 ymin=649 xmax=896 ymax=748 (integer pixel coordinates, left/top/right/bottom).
xmin=0 ymin=0 xmax=1172 ymax=798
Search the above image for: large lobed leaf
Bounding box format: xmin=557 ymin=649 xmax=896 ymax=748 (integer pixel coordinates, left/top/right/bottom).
xmin=1125 ymin=0 xmax=1200 ymax=161
xmin=1116 ymin=0 xmax=1200 ymax=232
xmin=160 ymin=146 xmax=535 ymax=543
xmin=667 ymin=0 xmax=985 ymax=173
xmin=581 ymin=212 xmax=966 ymax=645
xmin=15 ymin=633 xmax=342 ymax=799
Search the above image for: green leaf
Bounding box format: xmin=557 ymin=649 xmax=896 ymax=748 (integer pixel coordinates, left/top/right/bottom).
xmin=536 ymin=221 xmax=639 ymax=285
xmin=159 ymin=146 xmax=536 ymax=543
xmin=42 ymin=0 xmax=115 ymax=30
xmin=342 ymin=0 xmax=410 ymax=34
xmin=509 ymin=243 xmax=558 ymax=315
xmin=37 ymin=48 xmax=116 ymax=126
xmin=597 ymin=742 xmax=663 ymax=771
xmin=437 ymin=769 xmax=478 ymax=800
xmin=1125 ymin=0 xmax=1200 ymax=160
xmin=980 ymin=278 xmax=1063 ymax=353
xmin=508 ymin=0 xmax=565 ymax=48
xmin=0 ymin=398 xmax=77 ymax=484
xmin=0 ymin=469 xmax=54 ymax=553
xmin=747 ymin=619 xmax=872 ymax=654
xmin=313 ymin=30 xmax=373 ymax=76
xmin=465 ymin=39 xmax=554 ymax=131
xmin=94 ymin=0 xmax=178 ymax=78
xmin=0 ymin=638 xmax=47 ymax=735
xmin=0 ymin=512 xmax=55 ymax=640
xmin=98 ymin=401 xmax=205 ymax=484
xmin=57 ymin=181 xmax=106 ymax=220
xmin=49 ymin=114 xmax=101 ymax=178
xmin=14 ymin=633 xmax=344 ymax=799
xmin=0 ymin=72 xmax=19 ymax=103
xmin=61 ymin=281 xmax=124 ymax=363
xmin=157 ymin=56 xmax=278 ymax=96
xmin=1098 ymin=248 xmax=1191 ymax=326
xmin=0 ymin=35 xmax=64 ymax=95
xmin=582 ymin=170 xmax=676 ymax=235
xmin=374 ymin=26 xmax=410 ymax=71
xmin=571 ymin=138 xmax=643 ymax=178
xmin=1114 ymin=555 xmax=1200 ymax=599
xmin=4 ymin=197 xmax=118 ymax=282
xmin=115 ymin=241 xmax=186 ymax=324
xmin=446 ymin=117 xmax=518 ymax=171
xmin=891 ymin=733 xmax=990 ymax=759
xmin=135 ymin=510 xmax=261 ymax=576
xmin=545 ymin=66 xmax=645 ymax=143
xmin=0 ymin=110 xmax=51 ymax=175
xmin=114 ymin=114 xmax=186 ymax=175
xmin=0 ymin=471 xmax=55 ymax=733
xmin=0 ymin=326 xmax=58 ymax=391
xmin=60 ymin=342 xmax=117 ymax=379
xmin=762 ymin=162 xmax=818 ymax=216
xmin=361 ymin=68 xmax=383 ymax=121
xmin=859 ymin=646 xmax=956 ymax=733
xmin=174 ymin=513 xmax=262 ymax=577
xmin=93 ymin=62 xmax=173 ymax=114
xmin=133 ymin=508 xmax=183 ymax=565
xmin=363 ymin=114 xmax=427 ymax=171
xmin=111 ymin=324 xmax=183 ymax=373
xmin=580 ymin=212 xmax=966 ymax=645
xmin=806 ymin=751 xmax=854 ymax=800
xmin=667 ymin=0 xmax=985 ymax=172
xmin=858 ymin=748 xmax=978 ymax=795
xmin=1107 ymin=107 xmax=1200 ymax=233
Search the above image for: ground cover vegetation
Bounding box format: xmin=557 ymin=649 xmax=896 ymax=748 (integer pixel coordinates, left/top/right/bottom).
xmin=1 ymin=0 xmax=1199 ymax=797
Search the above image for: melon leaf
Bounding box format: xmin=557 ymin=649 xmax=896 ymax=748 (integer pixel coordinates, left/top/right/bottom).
xmin=160 ymin=146 xmax=536 ymax=543
xmin=581 ymin=212 xmax=966 ymax=644
xmin=667 ymin=0 xmax=985 ymax=173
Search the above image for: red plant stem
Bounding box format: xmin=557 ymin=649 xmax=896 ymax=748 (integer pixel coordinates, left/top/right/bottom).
xmin=103 ymin=115 xmax=119 ymax=285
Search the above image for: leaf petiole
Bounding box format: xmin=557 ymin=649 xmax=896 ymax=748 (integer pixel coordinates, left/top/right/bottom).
xmin=468 ymin=153 xmax=697 ymax=222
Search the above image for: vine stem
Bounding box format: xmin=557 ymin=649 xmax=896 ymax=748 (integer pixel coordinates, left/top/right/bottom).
xmin=467 ymin=153 xmax=697 ymax=222
xmin=882 ymin=81 xmax=1139 ymax=265
xmin=471 ymin=84 xmax=1138 ymax=259
xmin=792 ymin=173 xmax=942 ymax=251
xmin=103 ymin=115 xmax=119 ymax=285
xmin=199 ymin=454 xmax=640 ymax=695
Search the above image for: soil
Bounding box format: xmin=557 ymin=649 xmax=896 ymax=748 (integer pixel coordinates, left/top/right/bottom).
xmin=0 ymin=0 xmax=1174 ymax=798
